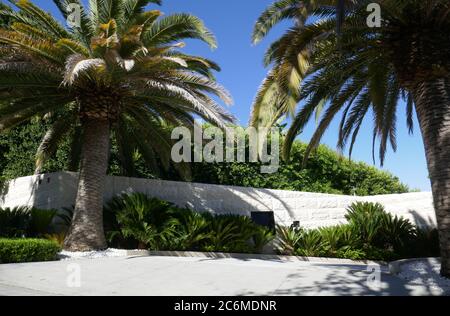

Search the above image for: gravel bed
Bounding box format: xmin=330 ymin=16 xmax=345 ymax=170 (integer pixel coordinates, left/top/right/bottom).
xmin=58 ymin=248 xmax=147 ymax=260
xmin=398 ymin=258 xmax=450 ymax=295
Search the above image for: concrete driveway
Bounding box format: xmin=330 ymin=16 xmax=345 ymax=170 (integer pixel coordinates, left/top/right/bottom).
xmin=0 ymin=256 xmax=443 ymax=296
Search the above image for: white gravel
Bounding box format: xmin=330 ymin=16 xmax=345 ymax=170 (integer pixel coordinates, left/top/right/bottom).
xmin=58 ymin=248 xmax=147 ymax=260
xmin=398 ymin=258 xmax=450 ymax=295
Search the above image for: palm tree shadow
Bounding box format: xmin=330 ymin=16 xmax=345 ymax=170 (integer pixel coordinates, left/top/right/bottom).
xmin=238 ymin=268 xmax=442 ymax=296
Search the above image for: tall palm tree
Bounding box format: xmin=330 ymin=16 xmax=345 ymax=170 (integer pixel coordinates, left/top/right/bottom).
xmin=251 ymin=0 xmax=450 ymax=277
xmin=0 ymin=2 xmax=10 ymax=27
xmin=250 ymin=0 xmax=356 ymax=129
xmin=0 ymin=0 xmax=233 ymax=251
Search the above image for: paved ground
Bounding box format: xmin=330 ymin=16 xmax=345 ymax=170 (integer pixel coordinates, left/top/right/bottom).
xmin=0 ymin=256 xmax=445 ymax=296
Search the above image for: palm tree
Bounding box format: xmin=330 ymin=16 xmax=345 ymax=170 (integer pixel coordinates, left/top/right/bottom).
xmin=251 ymin=0 xmax=450 ymax=277
xmin=250 ymin=0 xmax=356 ymax=129
xmin=0 ymin=3 xmax=10 ymax=27
xmin=0 ymin=0 xmax=233 ymax=251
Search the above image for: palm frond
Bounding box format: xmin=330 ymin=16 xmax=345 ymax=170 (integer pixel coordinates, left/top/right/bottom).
xmin=143 ymin=14 xmax=217 ymax=49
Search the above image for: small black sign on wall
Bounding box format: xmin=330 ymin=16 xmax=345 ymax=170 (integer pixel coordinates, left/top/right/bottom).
xmin=251 ymin=211 xmax=275 ymax=231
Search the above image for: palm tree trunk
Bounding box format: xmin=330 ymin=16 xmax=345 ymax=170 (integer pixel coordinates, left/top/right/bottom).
xmin=412 ymin=78 xmax=450 ymax=277
xmin=64 ymin=118 xmax=110 ymax=251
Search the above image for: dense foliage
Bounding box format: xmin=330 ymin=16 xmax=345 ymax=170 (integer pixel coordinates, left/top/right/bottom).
xmin=276 ymin=202 xmax=440 ymax=261
xmin=104 ymin=193 xmax=275 ymax=253
xmin=0 ymin=121 xmax=409 ymax=196
xmin=0 ymin=119 xmax=69 ymax=180
xmin=193 ymin=141 xmax=409 ymax=196
xmin=0 ymin=206 xmax=58 ymax=238
xmin=0 ymin=238 xmax=61 ymax=263
xmin=0 ymin=197 xmax=439 ymax=262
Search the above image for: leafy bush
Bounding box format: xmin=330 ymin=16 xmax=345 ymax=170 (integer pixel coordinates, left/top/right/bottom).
xmin=192 ymin=141 xmax=410 ymax=196
xmin=56 ymin=207 xmax=74 ymax=231
xmin=0 ymin=121 xmax=409 ymax=197
xmin=204 ymin=214 xmax=255 ymax=253
xmin=0 ymin=239 xmax=61 ymax=263
xmin=0 ymin=206 xmax=31 ymax=237
xmin=173 ymin=211 xmax=213 ymax=251
xmin=105 ymin=193 xmax=274 ymax=253
xmin=29 ymin=208 xmax=58 ymax=237
xmin=294 ymin=230 xmax=327 ymax=257
xmin=252 ymin=225 xmax=275 ymax=253
xmin=345 ymin=202 xmax=417 ymax=257
xmin=0 ymin=206 xmax=58 ymax=238
xmin=275 ymin=226 xmax=304 ymax=255
xmin=276 ymin=202 xmax=440 ymax=261
xmin=106 ymin=193 xmax=179 ymax=250
xmin=318 ymin=225 xmax=358 ymax=257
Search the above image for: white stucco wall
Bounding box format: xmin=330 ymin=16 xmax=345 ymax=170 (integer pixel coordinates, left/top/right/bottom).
xmin=0 ymin=172 xmax=436 ymax=229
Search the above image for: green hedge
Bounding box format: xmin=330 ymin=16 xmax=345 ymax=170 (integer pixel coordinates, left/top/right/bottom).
xmin=0 ymin=239 xmax=61 ymax=264
xmin=192 ymin=141 xmax=410 ymax=196
xmin=0 ymin=122 xmax=409 ymax=196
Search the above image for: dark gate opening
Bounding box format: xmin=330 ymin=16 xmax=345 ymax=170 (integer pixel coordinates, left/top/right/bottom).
xmin=251 ymin=211 xmax=275 ymax=231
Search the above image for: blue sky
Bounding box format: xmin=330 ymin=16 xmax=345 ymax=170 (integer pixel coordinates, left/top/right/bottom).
xmin=29 ymin=0 xmax=430 ymax=191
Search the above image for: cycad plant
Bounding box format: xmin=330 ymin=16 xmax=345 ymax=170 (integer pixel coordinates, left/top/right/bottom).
xmin=251 ymin=0 xmax=450 ymax=276
xmin=107 ymin=193 xmax=180 ymax=250
xmin=0 ymin=0 xmax=233 ymax=251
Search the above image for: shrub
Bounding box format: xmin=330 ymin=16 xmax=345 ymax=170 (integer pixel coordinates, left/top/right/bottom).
xmin=29 ymin=208 xmax=58 ymax=237
xmin=56 ymin=207 xmax=74 ymax=232
xmin=345 ymin=202 xmax=417 ymax=256
xmin=0 ymin=206 xmax=58 ymax=238
xmin=275 ymin=226 xmax=304 ymax=255
xmin=105 ymin=193 xmax=275 ymax=253
xmin=0 ymin=238 xmax=61 ymax=263
xmin=275 ymin=202 xmax=439 ymax=261
xmin=252 ymin=225 xmax=275 ymax=253
xmin=294 ymin=230 xmax=327 ymax=257
xmin=204 ymin=214 xmax=255 ymax=253
xmin=107 ymin=193 xmax=179 ymax=250
xmin=0 ymin=121 xmax=409 ymax=197
xmin=172 ymin=211 xmax=212 ymax=251
xmin=0 ymin=206 xmax=30 ymax=237
xmin=318 ymin=225 xmax=358 ymax=257
xmin=192 ymin=140 xmax=410 ymax=196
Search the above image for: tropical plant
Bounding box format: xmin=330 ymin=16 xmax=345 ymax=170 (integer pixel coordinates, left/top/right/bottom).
xmin=106 ymin=193 xmax=179 ymax=249
xmin=345 ymin=202 xmax=417 ymax=253
xmin=252 ymin=225 xmax=275 ymax=253
xmin=345 ymin=202 xmax=389 ymax=246
xmin=205 ymin=214 xmax=255 ymax=253
xmin=57 ymin=207 xmax=74 ymax=230
xmin=251 ymin=0 xmax=450 ymax=276
xmin=0 ymin=0 xmax=233 ymax=251
xmin=275 ymin=225 xmax=304 ymax=255
xmin=0 ymin=206 xmax=58 ymax=237
xmin=29 ymin=208 xmax=58 ymax=237
xmin=318 ymin=224 xmax=356 ymax=256
xmin=275 ymin=202 xmax=439 ymax=261
xmin=250 ymin=0 xmax=357 ymax=130
xmin=0 ymin=2 xmax=10 ymax=28
xmin=105 ymin=193 xmax=273 ymax=253
xmin=173 ymin=210 xmax=212 ymax=251
xmin=294 ymin=229 xmax=327 ymax=257
xmin=0 ymin=206 xmax=30 ymax=237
